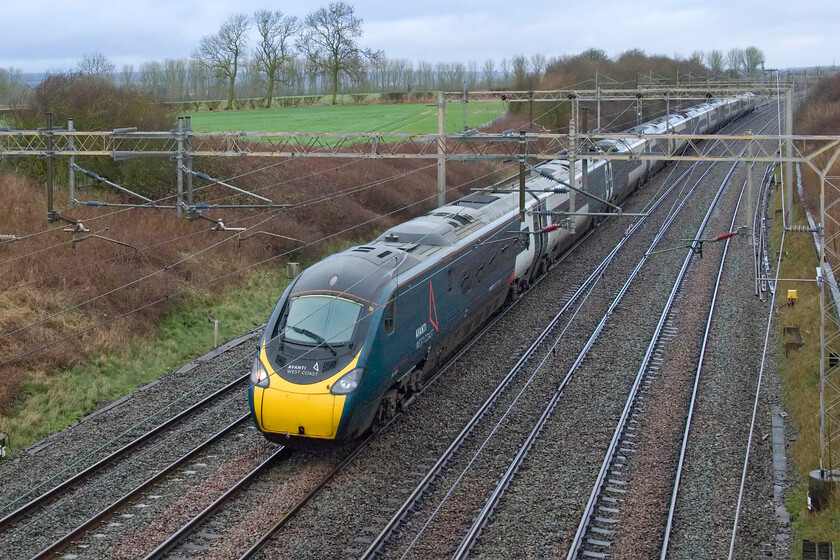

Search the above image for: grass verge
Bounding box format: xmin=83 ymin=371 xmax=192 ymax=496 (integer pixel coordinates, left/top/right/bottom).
xmin=773 ymin=168 xmax=840 ymax=556
xmin=0 ymin=234 xmax=369 ymax=452
xmin=0 ymin=267 xmax=285 ymax=451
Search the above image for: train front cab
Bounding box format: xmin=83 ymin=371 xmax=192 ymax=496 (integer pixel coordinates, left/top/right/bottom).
xmin=250 ymin=345 xmax=366 ymax=441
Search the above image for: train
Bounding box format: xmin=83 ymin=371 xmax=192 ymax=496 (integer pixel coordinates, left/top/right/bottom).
xmin=248 ymin=92 xmax=756 ymax=444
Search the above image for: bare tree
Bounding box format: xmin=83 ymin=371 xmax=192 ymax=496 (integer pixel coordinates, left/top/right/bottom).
xmin=483 ymin=58 xmax=496 ymax=89
xmin=530 ymin=53 xmax=547 ymax=82
xmin=416 ymin=61 xmax=434 ymax=91
xmin=298 ymin=2 xmax=381 ymax=105
xmin=194 ymin=13 xmax=250 ymax=110
xmin=706 ymin=50 xmax=725 ymax=76
xmin=511 ymin=55 xmax=529 ymax=89
xmin=467 ymin=60 xmax=479 ymax=90
xmin=121 ymin=64 xmax=135 ymax=87
xmin=0 ymin=67 xmax=25 ymax=105
xmin=163 ymin=58 xmax=188 ymax=100
xmin=499 ymin=58 xmax=510 ymax=88
xmin=688 ymin=50 xmax=704 ymax=67
xmin=726 ymin=48 xmax=744 ymax=77
xmin=743 ymin=46 xmax=765 ymax=76
xmin=77 ymin=52 xmax=115 ymax=82
xmin=139 ymin=60 xmax=164 ymax=99
xmin=253 ymin=9 xmax=299 ymax=108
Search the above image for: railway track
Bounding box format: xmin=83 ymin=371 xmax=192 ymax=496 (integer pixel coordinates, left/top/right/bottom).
xmin=561 ymin=118 xmax=779 ymax=560
xmin=361 ymin=154 xmax=714 ymax=560
xmin=190 ymin=106 xmax=777 ymax=560
xmin=349 ymin=106 xmax=773 ymax=560
xmin=1 ymin=105 xmax=785 ymax=559
xmin=23 ymin=222 xmax=597 ymax=560
xmin=0 ymin=334 xmax=262 ymax=559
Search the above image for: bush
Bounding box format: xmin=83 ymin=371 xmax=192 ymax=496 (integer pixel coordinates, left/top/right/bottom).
xmin=382 ymin=92 xmax=405 ymax=104
xmin=7 ymin=73 xmax=177 ymax=199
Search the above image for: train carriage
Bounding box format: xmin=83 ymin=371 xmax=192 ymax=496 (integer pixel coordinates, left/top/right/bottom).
xmin=249 ymin=92 xmax=756 ymax=444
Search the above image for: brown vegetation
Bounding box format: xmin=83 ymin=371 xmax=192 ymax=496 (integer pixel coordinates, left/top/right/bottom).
xmin=794 ymin=73 xmax=840 ymax=233
xmin=0 ymin=133 xmax=513 ymax=415
xmin=513 ymin=49 xmax=710 ymax=132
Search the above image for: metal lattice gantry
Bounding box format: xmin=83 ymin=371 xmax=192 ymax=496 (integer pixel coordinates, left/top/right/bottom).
xmin=2 ymin=129 xmax=837 ymax=163
xmin=817 ymin=164 xmax=840 ymax=473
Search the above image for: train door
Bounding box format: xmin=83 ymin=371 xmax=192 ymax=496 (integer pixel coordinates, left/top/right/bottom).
xmin=532 ymin=200 xmax=546 ymax=260
xmin=605 ymin=162 xmax=614 ymax=203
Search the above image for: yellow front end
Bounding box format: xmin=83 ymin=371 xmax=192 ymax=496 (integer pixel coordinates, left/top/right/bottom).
xmin=252 ymin=347 xmax=361 ymax=439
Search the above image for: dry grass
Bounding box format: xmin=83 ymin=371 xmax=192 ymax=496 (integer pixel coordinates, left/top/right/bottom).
xmin=0 ymin=142 xmax=509 ymax=440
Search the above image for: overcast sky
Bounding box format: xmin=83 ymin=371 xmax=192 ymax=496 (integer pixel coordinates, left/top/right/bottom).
xmin=2 ymin=1 xmax=836 ymax=74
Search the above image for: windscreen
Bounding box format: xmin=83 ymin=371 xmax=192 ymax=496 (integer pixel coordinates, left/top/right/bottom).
xmin=283 ymin=295 xmax=362 ymax=345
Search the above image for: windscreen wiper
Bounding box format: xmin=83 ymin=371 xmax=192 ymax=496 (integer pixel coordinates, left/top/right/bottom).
xmin=290 ymin=326 xmax=338 ymax=356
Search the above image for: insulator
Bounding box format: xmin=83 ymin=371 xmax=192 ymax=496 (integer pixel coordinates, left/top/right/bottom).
xmin=539 ymin=224 xmax=561 ymax=234
xmin=195 ymin=203 xmax=210 ymax=210
xmin=0 ymin=234 xmax=21 ymax=243
xmin=81 ymin=200 xmax=103 ymax=207
xmin=786 ymin=225 xmax=818 ymax=233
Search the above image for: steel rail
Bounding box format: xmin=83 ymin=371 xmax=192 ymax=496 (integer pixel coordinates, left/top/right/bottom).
xmin=235 ymin=226 xmax=601 ymax=560
xmin=566 ymin=114 xmax=776 ymax=560
xmin=31 ymin=414 xmax=251 ymax=559
xmin=394 ymin=106 xmax=773 ymax=555
xmin=455 ymin=107 xmax=774 ymax=558
xmin=660 ymin=174 xmax=753 ymax=560
xmin=366 ymin=152 xmax=712 ymax=560
xmin=565 ymin=157 xmax=741 ymax=560
xmin=142 ymin=445 xmax=290 ymax=560
xmin=456 ymin=143 xmax=730 ymax=560
xmin=0 ymin=373 xmax=249 ymax=532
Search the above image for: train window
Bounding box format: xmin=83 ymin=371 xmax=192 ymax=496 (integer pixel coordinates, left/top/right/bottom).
xmin=447 ymin=269 xmax=453 ymax=291
xmin=384 ymin=297 xmax=395 ymax=334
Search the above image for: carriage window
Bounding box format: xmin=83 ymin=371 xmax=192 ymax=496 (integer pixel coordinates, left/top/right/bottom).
xmin=384 ymin=297 xmax=395 ymax=334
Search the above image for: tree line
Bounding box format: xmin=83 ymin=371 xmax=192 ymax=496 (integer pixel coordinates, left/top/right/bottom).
xmin=0 ymin=1 xmax=772 ymax=109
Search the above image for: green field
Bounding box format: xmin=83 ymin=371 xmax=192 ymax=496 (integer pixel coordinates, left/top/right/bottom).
xmin=188 ymin=102 xmax=507 ymax=134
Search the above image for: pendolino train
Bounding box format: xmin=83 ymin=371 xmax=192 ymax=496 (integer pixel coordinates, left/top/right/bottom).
xmin=249 ymin=92 xmax=756 ymax=444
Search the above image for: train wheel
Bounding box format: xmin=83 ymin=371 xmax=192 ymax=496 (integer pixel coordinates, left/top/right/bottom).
xmin=371 ymin=388 xmax=399 ymax=433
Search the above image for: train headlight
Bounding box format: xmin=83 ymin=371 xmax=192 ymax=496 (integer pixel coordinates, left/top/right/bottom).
xmin=330 ymin=368 xmax=363 ymax=395
xmin=250 ymin=355 xmax=270 ymax=388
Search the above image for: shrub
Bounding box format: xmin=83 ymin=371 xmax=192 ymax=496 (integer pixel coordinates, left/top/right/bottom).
xmin=7 ymin=73 xmax=177 ymax=199
xmin=382 ymin=92 xmax=405 ymax=104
